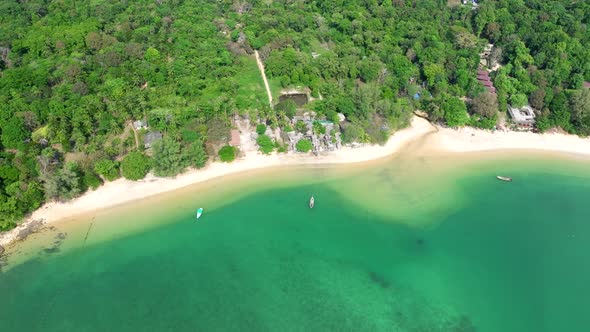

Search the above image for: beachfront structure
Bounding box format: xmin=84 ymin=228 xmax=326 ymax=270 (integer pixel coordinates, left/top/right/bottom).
xmin=286 ymin=114 xmax=342 ymax=153
xmin=508 ymin=105 xmax=536 ymax=126
xmin=230 ymin=129 xmax=240 ymax=147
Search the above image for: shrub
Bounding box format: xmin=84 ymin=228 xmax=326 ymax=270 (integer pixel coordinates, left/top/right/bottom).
xmin=256 ymin=134 xmax=274 ymax=154
xmin=218 ymin=145 xmax=236 ymax=162
xmin=83 ymin=171 xmax=103 ymax=190
xmin=296 ymin=139 xmax=313 ymax=153
xmin=313 ymin=121 xmax=326 ymax=135
xmin=94 ymin=159 xmax=120 ymax=181
xmin=296 ymin=120 xmax=307 ymax=133
xmin=121 ymin=152 xmax=152 ymax=180
xmin=256 ymin=124 xmax=267 ymax=135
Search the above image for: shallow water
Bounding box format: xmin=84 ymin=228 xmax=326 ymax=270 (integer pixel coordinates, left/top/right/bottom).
xmin=1 ymin=152 xmax=589 ymax=331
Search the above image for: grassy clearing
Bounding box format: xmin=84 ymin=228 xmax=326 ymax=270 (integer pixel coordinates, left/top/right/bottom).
xmin=233 ymin=56 xmax=268 ymax=109
xmin=268 ymin=77 xmax=283 ymax=104
xmin=309 ymin=39 xmax=330 ymax=55
xmin=199 ymin=56 xmax=268 ymax=110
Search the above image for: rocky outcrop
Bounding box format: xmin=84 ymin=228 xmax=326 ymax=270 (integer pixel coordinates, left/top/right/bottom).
xmin=16 ymin=219 xmax=45 ymax=242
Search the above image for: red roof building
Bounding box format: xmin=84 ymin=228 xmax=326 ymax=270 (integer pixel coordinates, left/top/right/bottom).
xmin=476 ymin=67 xmax=496 ymax=94
xmin=477 ymin=69 xmax=489 ymax=76
xmin=230 ymin=129 xmax=240 ymax=147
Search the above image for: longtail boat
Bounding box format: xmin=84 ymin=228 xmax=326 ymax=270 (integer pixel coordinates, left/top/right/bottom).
xmin=496 ymin=176 xmax=512 ymax=182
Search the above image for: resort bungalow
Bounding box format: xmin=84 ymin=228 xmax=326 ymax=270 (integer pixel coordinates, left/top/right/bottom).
xmin=477 ymin=69 xmax=497 ymax=95
xmin=133 ymin=119 xmax=148 ymax=130
xmin=508 ymin=105 xmax=536 ymax=126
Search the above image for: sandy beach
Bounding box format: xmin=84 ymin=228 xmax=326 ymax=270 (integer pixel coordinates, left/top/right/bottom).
xmin=434 ymin=125 xmax=590 ymax=155
xmin=2 ymin=116 xmax=590 ymax=246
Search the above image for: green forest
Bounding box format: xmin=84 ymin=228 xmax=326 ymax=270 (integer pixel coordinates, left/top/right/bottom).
xmin=1 ymin=0 xmax=589 ymax=230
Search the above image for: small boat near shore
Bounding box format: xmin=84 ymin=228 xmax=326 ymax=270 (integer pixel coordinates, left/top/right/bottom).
xmin=496 ymin=176 xmax=512 ymax=182
xmin=309 ymin=196 xmax=315 ymax=209
xmin=196 ymin=208 xmax=204 ymax=219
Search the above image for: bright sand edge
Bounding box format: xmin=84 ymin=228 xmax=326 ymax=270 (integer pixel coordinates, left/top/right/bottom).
xmin=2 ymin=116 xmax=590 ymax=246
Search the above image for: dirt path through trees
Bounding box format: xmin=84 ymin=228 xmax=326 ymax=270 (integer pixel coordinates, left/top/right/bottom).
xmin=129 ymin=123 xmax=140 ymax=150
xmin=254 ymin=50 xmax=273 ymax=106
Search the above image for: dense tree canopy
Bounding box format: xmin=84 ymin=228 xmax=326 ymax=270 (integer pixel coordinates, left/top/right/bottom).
xmin=1 ymin=0 xmax=589 ymax=230
xmin=152 ymin=137 xmax=184 ymax=177
xmin=256 ymin=134 xmax=274 ymax=154
xmin=94 ymin=159 xmax=120 ymax=181
xmin=472 ymin=92 xmax=499 ymax=119
xmin=442 ymin=96 xmax=469 ymax=128
xmin=182 ymin=140 xmax=208 ymax=169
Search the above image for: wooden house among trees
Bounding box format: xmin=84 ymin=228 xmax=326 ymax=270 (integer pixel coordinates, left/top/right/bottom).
xmin=477 ymin=69 xmax=496 ymax=95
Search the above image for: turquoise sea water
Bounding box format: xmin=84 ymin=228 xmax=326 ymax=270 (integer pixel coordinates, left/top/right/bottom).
xmin=1 ymin=153 xmax=590 ymax=331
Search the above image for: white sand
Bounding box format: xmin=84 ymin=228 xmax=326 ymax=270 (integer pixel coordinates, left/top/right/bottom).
xmin=2 ymin=116 xmax=590 ymax=246
xmin=433 ymin=126 xmax=590 ymax=155
xmin=0 ymin=117 xmax=434 ymax=246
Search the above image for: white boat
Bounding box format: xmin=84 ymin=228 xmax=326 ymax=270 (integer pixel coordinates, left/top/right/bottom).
xmin=496 ymin=176 xmax=512 ymax=182
xmin=309 ymin=196 xmax=315 ymax=209
xmin=196 ymin=208 xmax=204 ymax=219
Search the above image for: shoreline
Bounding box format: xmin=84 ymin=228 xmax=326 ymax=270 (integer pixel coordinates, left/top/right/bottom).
xmin=434 ymin=126 xmax=590 ymax=156
xmin=2 ymin=117 xmax=590 ymax=247
xmin=0 ymin=116 xmax=434 ymax=247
